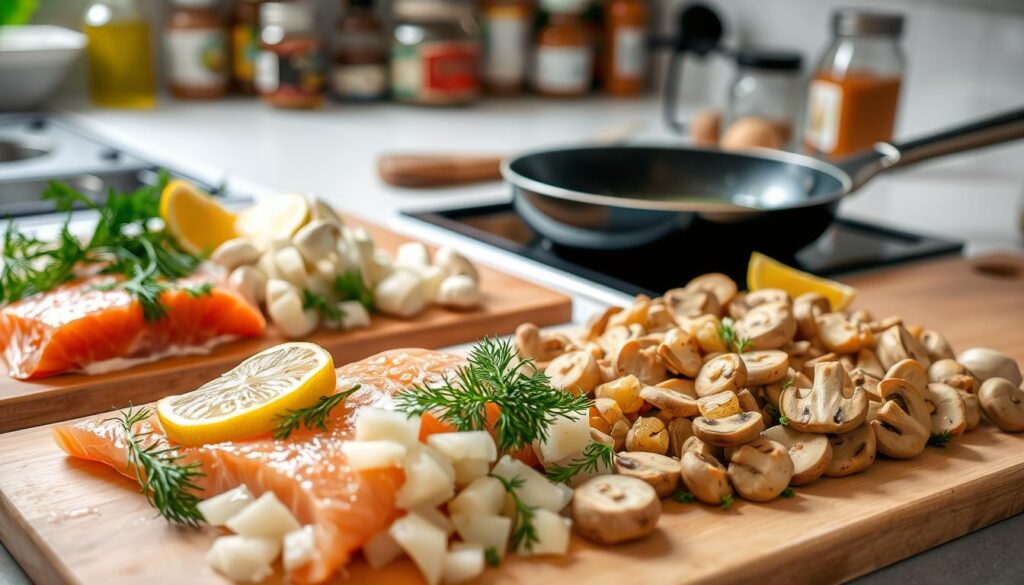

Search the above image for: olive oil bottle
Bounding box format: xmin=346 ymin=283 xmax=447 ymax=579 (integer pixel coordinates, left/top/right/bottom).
xmin=83 ymin=0 xmax=156 ymax=108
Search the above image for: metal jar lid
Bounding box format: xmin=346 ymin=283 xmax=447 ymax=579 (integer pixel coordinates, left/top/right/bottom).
xmin=393 ymin=0 xmax=472 ymax=21
xmin=833 ymin=9 xmax=904 ymax=37
xmin=260 ymin=1 xmax=316 ymax=32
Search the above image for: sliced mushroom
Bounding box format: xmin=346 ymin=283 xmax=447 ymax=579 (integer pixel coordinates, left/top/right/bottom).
xmin=679 ymin=451 xmax=733 ymax=505
xmin=692 ymin=411 xmax=765 ymax=447
xmin=666 ymin=418 xmax=694 ymax=458
xmin=639 ymin=385 xmax=700 ymax=418
xmin=657 ymin=328 xmax=702 ymax=377
xmin=855 ymin=348 xmax=886 ymax=379
xmin=885 ymin=359 xmax=929 ymax=395
xmin=793 ymin=292 xmax=830 ymax=340
xmin=824 ymin=425 xmax=876 ymax=477
xmin=545 ymin=351 xmax=601 ymax=396
xmin=597 ymin=324 xmax=644 ymax=357
xmin=681 ymin=436 xmax=722 ymax=460
xmin=608 ymin=296 xmax=651 ymax=330
xmin=959 ymin=389 xmax=982 ymax=431
xmin=868 ymin=316 xmax=903 ymax=334
xmin=695 ymin=354 xmax=748 ymax=397
xmin=741 ymin=350 xmax=790 ymax=385
xmin=816 ymin=313 xmax=872 ymax=354
xmin=727 ymin=438 xmax=794 ymax=502
xmin=625 ymin=416 xmax=669 ymax=454
xmin=876 ymin=325 xmax=932 ymax=370
xmin=515 ymin=323 xmax=574 ymax=363
xmin=697 ymin=391 xmax=741 ymax=420
xmin=781 ymin=362 xmax=868 ymax=434
xmin=646 ymin=303 xmax=677 ymax=333
xmin=212 ymin=238 xmax=261 ymax=270
xmin=924 ymin=383 xmax=967 ymax=437
xmin=977 ymin=377 xmax=1024 ymax=432
xmin=585 ymin=306 xmax=622 ymax=341
xmin=614 ymin=452 xmax=682 ymax=497
xmin=919 ymin=329 xmax=954 ymax=362
xmin=612 ymin=338 xmax=668 ymax=386
xmin=736 ymin=389 xmax=760 ymax=413
xmin=784 ymin=340 xmax=822 ymax=374
xmin=761 ymin=426 xmax=832 ymax=486
xmin=572 ymin=475 xmax=661 ymax=545
xmin=596 ymin=375 xmax=645 ymax=414
xmin=746 ymin=289 xmax=791 ymax=308
xmin=763 ymin=369 xmax=810 ymax=406
xmin=664 ymin=289 xmax=720 ymax=322
xmin=957 ymin=348 xmax=1022 ymax=387
xmin=656 ymin=378 xmax=698 ymax=399
xmin=849 ymin=368 xmax=882 ymax=402
xmin=871 ymin=377 xmax=931 ymax=459
xmin=684 ymin=273 xmax=737 ymax=307
xmin=736 ymin=303 xmax=797 ymax=350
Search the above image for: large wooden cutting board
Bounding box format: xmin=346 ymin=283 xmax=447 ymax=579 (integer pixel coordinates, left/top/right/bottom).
xmin=0 ymin=217 xmax=571 ymax=433
xmin=0 ymin=253 xmax=1022 ymax=585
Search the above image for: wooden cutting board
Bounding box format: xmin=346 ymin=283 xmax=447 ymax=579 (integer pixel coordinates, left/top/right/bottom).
xmin=0 ymin=217 xmax=571 ymax=433
xmin=0 ymin=253 xmax=1022 ymax=585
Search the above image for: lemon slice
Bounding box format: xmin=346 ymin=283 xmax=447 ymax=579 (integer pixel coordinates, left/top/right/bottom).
xmin=747 ymin=252 xmax=857 ymax=311
xmin=160 ymin=179 xmax=239 ymax=256
xmin=235 ymin=193 xmax=310 ymax=245
xmin=157 ymin=342 xmax=336 ymax=446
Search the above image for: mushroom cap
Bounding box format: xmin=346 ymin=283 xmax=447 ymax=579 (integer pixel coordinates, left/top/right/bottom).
xmin=640 ymin=385 xmax=700 ymax=418
xmin=680 ymin=450 xmax=733 ymax=505
xmin=919 ymin=329 xmax=955 ymax=362
xmin=741 ymin=350 xmax=790 ymax=385
xmin=727 ymin=438 xmax=795 ymax=502
xmin=664 ymin=288 xmax=720 ymax=321
xmin=613 ymin=338 xmax=668 ymax=386
xmin=695 ymin=353 xmax=748 ymax=397
xmin=544 ymin=351 xmax=601 ymax=396
xmin=585 ymin=306 xmax=623 ymax=341
xmin=692 ymin=411 xmax=765 ymax=447
xmin=697 ymin=391 xmax=742 ymax=420
xmin=957 ymin=348 xmax=1023 ymax=387
xmin=977 ymin=377 xmax=1024 ymax=432
xmin=614 ymin=452 xmax=682 ymax=497
xmin=656 ymin=377 xmax=698 ymax=398
xmin=876 ymin=325 xmax=932 ymax=370
xmin=816 ymin=313 xmax=871 ymax=354
xmin=925 ymin=382 xmax=968 ymax=436
xmin=597 ymin=324 xmax=643 ymax=357
xmin=885 ymin=359 xmax=929 ymax=395
xmin=824 ymin=425 xmax=876 ymax=478
xmin=657 ymin=328 xmax=703 ymax=377
xmin=746 ymin=289 xmax=792 ymax=308
xmin=572 ymin=475 xmax=661 ymax=545
xmin=927 ymin=359 xmax=969 ymax=384
xmin=761 ymin=425 xmax=833 ymax=486
xmin=685 ymin=273 xmax=738 ymax=307
xmin=793 ymin=292 xmax=830 ymax=340
xmin=781 ymin=362 xmax=868 ymax=434
xmin=959 ymin=389 xmax=982 ymax=431
xmin=736 ymin=302 xmax=797 ymax=350
xmin=871 ymin=377 xmax=931 ymax=459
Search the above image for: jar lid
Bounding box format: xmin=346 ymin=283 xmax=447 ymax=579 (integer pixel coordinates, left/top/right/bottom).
xmin=172 ymin=0 xmax=218 ymax=7
xmin=833 ymin=9 xmax=904 ymax=37
xmin=735 ymin=48 xmax=802 ymax=71
xmin=541 ymin=0 xmax=590 ymax=15
xmin=393 ymin=0 xmax=472 ymax=20
xmin=261 ymin=1 xmax=316 ymax=31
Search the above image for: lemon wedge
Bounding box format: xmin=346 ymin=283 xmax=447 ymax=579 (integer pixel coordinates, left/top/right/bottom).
xmin=158 ymin=342 xmax=336 ymax=446
xmin=235 ymin=193 xmax=310 ymax=245
xmin=160 ymin=179 xmax=238 ymax=256
xmin=747 ymin=252 xmax=857 ymax=311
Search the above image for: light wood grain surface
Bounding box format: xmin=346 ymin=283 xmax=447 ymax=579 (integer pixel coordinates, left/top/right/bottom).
xmin=0 ymin=217 xmax=572 ymax=433
xmin=0 ymin=253 xmax=1022 ymax=585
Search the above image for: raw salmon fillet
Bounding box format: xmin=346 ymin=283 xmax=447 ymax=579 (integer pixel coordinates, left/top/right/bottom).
xmin=0 ymin=273 xmax=266 ymax=379
xmin=54 ymin=348 xmax=465 ymax=584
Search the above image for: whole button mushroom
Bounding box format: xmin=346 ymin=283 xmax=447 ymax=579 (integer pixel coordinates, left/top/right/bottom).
xmin=871 ymin=378 xmax=932 ymax=459
xmin=960 ymin=390 xmax=982 ymax=431
xmin=977 ymin=378 xmax=1024 ymax=432
xmin=434 ymin=246 xmax=480 ymax=284
xmin=695 ymin=353 xmax=748 ymax=397
xmin=572 ymin=475 xmax=661 ymax=545
xmin=692 ymin=411 xmax=765 ymax=447
xmin=613 ymin=452 xmax=682 ymax=497
xmin=727 ymin=438 xmax=795 ymax=502
xmin=736 ymin=302 xmax=797 ymax=350
xmin=781 ymin=362 xmax=869 ymax=434
xmin=680 ymin=450 xmax=733 ymax=505
xmin=761 ymin=425 xmax=832 ymax=486
xmin=824 ymin=425 xmax=876 ymax=478
xmin=435 ymin=274 xmax=482 ymax=309
xmin=957 ymin=348 xmax=1022 ymax=387
xmin=924 ymin=383 xmax=968 ymax=437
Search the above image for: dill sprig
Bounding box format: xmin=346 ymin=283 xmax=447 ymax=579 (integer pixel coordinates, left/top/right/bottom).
xmin=272 ymin=385 xmax=361 ymax=440
xmin=302 ymin=288 xmax=346 ymax=323
xmin=334 ymin=271 xmax=375 ymax=312
xmin=718 ymin=317 xmax=752 ymax=354
xmin=107 ymin=405 xmax=205 ymax=527
xmin=672 ymin=489 xmax=696 ymax=503
xmin=393 ymin=337 xmax=592 ymax=453
xmin=546 ymin=442 xmax=614 ymax=484
xmin=181 ymin=282 xmax=214 ymax=298
xmin=484 ymin=546 xmax=501 ymax=567
xmin=928 ymin=431 xmax=952 ymax=448
xmin=489 ymin=474 xmax=539 ymax=552
xmin=768 ymin=404 xmax=790 ymax=426
xmin=781 ymin=487 xmax=795 ymax=498
xmin=720 ymin=494 xmax=734 ymax=510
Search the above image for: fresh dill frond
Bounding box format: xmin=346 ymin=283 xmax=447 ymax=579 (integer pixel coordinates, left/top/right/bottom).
xmin=490 ymin=474 xmax=539 ymax=552
xmin=672 ymin=489 xmax=696 ymax=504
xmin=393 ymin=337 xmax=592 ymax=453
xmin=720 ymin=493 xmax=734 ymax=510
xmin=272 ymin=385 xmax=362 ymax=440
xmin=928 ymin=431 xmax=952 ymax=448
xmin=546 ymin=442 xmax=614 ymax=484
xmin=781 ymin=379 xmax=794 ymax=390
xmin=334 ymin=271 xmax=375 ymax=312
xmin=107 ymin=405 xmax=205 ymax=527
xmin=302 ymin=289 xmax=346 ymax=322
xmin=734 ymin=337 xmax=753 ymax=354
xmin=781 ymin=487 xmax=795 ymax=498
xmin=767 ymin=404 xmax=790 ymax=426
xmin=484 ymin=546 xmax=501 ymax=567
xmin=180 ymin=282 xmax=214 ymax=298
xmin=717 ymin=317 xmax=752 ymax=353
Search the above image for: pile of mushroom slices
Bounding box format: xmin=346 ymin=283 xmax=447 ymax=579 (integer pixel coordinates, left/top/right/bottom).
xmin=212 ymin=198 xmax=483 ymax=338
xmin=516 ymin=272 xmax=1024 ymax=522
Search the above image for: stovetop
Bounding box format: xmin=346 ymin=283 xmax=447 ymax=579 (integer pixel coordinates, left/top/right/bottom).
xmin=405 ymin=203 xmax=964 ymax=297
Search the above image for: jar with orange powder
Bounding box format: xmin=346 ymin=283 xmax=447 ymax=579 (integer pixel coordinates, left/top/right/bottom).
xmin=804 ymin=10 xmax=905 ymax=157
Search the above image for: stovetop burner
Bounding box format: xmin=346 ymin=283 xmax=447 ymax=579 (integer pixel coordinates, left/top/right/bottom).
xmin=404 ymin=203 xmax=963 ymax=297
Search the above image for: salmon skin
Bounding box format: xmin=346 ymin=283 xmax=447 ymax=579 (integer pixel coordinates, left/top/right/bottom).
xmin=53 ymin=348 xmax=465 ymax=584
xmin=0 ymin=272 xmax=266 ymax=380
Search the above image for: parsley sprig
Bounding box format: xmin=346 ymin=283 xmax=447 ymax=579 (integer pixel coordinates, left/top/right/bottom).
xmin=302 ymin=289 xmax=346 ymax=323
xmin=107 ymin=405 xmax=205 ymax=527
xmin=394 ymin=337 xmax=592 ymax=453
xmin=490 ymin=474 xmax=539 ymax=551
xmin=273 ymin=385 xmax=362 ymax=440
xmin=334 ymin=271 xmax=375 ymax=311
xmin=928 ymin=431 xmax=953 ymax=448
xmin=546 ymin=442 xmax=614 ymax=484
xmin=718 ymin=317 xmax=752 ymax=354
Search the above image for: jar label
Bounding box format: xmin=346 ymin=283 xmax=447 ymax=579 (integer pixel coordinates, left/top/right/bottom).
xmin=331 ymin=63 xmax=388 ymax=99
xmin=232 ymin=24 xmax=260 ymax=84
xmin=483 ymin=14 xmax=528 ymax=86
xmin=534 ymin=46 xmax=592 ymax=93
xmin=255 ymin=45 xmax=325 ymax=98
xmin=613 ymin=26 xmax=646 ymax=79
xmin=392 ymin=40 xmax=480 ymax=103
xmin=165 ymin=29 xmax=228 ymax=89
xmin=805 ymin=79 xmax=843 ymax=154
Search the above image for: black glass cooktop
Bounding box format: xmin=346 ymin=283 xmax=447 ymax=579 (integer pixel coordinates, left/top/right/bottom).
xmin=404 ymin=203 xmax=963 ymax=297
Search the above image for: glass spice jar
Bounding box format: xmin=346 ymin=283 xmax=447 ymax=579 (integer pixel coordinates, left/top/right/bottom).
xmin=331 ymin=0 xmax=389 ymax=101
xmin=391 ymin=0 xmax=481 ymax=106
xmin=231 ymin=0 xmax=263 ymax=94
xmin=255 ymin=1 xmax=325 ymax=109
xmin=165 ymin=0 xmax=229 ymax=100
xmin=602 ymin=0 xmax=648 ymax=96
xmin=725 ymin=49 xmax=803 ymax=150
xmin=480 ymin=0 xmax=533 ymax=94
xmin=534 ymin=0 xmax=593 ymax=98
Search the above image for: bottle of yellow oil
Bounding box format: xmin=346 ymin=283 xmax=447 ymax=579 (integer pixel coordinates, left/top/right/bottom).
xmin=83 ymin=0 xmax=157 ymax=108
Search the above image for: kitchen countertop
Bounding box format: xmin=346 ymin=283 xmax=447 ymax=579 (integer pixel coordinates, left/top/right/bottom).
xmin=1 ymin=96 xmax=1023 ymax=584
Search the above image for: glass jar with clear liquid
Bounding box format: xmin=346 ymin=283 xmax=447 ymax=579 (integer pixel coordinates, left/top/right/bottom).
xmin=83 ymin=0 xmax=157 ymax=108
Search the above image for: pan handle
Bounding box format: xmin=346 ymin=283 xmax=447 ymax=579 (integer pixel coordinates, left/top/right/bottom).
xmin=837 ymin=107 xmax=1024 ymax=189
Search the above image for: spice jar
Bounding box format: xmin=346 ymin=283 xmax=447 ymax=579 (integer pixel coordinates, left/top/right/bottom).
xmin=331 ymin=0 xmax=389 ymax=101
xmin=602 ymin=0 xmax=648 ymax=96
xmin=391 ymin=0 xmax=481 ymax=105
xmin=724 ymin=49 xmax=803 ymax=150
xmin=255 ymin=1 xmax=325 ymax=109
xmin=804 ymin=10 xmax=905 ymax=157
xmin=534 ymin=0 xmax=593 ymax=97
xmin=165 ymin=0 xmax=229 ymax=99
xmin=83 ymin=0 xmax=157 ymax=108
xmin=231 ymin=0 xmax=263 ymax=94
xmin=480 ymin=0 xmax=533 ymax=94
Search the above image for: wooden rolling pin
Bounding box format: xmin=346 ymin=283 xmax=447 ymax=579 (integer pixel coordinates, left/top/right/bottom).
xmin=377 ymin=154 xmax=505 ymax=188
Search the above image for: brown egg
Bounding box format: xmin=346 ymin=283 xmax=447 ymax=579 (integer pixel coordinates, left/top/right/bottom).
xmin=690 ymin=109 xmax=722 ymax=146
xmin=720 ymin=116 xmax=785 ymax=151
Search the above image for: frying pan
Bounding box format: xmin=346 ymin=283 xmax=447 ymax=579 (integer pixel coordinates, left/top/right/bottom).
xmin=502 ymin=108 xmax=1024 ymax=249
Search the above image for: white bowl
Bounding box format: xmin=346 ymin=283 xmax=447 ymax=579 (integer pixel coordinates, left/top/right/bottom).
xmin=0 ymin=25 xmax=87 ymax=111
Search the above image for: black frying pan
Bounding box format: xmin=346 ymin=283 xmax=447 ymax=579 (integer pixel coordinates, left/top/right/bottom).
xmin=501 ymin=108 xmax=1024 ymax=249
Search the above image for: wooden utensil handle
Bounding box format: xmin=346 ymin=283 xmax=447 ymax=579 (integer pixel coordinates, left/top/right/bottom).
xmin=377 ymin=154 xmax=505 ymax=188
